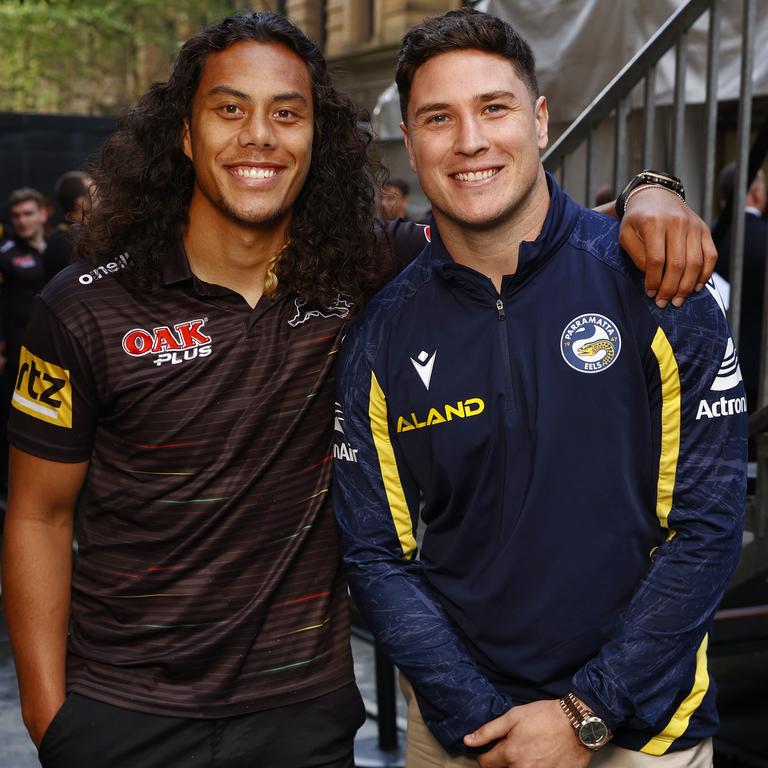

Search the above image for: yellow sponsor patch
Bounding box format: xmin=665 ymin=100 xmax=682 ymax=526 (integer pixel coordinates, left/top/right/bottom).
xmin=12 ymin=347 xmax=73 ymax=428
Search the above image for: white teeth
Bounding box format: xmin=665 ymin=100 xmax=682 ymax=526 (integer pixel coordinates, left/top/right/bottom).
xmin=453 ymin=169 xmax=498 ymax=182
xmin=234 ymin=167 xmax=278 ymax=179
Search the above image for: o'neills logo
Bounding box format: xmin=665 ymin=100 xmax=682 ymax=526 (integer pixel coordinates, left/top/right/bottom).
xmin=122 ymin=318 xmax=212 ymax=367
xmin=397 ymin=397 xmax=484 ymax=433
xmin=79 ymin=252 xmax=131 ymax=285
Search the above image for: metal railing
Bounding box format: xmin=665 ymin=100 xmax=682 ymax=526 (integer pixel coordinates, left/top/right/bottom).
xmin=543 ymin=0 xmax=767 ymax=542
xmin=542 ymin=0 xmax=757 ymax=347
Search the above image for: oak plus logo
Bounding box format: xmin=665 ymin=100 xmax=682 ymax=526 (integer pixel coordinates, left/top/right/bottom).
xmin=122 ymin=318 xmax=212 ymax=367
xmin=12 ymin=347 xmax=73 ymax=428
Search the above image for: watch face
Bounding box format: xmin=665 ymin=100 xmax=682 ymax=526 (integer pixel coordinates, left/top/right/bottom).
xmin=578 ymin=717 xmax=610 ymax=749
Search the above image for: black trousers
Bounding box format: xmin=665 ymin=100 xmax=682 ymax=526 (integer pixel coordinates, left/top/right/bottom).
xmin=38 ymin=683 xmax=366 ymax=768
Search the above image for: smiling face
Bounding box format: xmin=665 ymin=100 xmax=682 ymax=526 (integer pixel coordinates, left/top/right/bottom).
xmin=182 ymin=40 xmax=314 ymax=233
xmin=402 ymin=49 xmax=549 ymax=235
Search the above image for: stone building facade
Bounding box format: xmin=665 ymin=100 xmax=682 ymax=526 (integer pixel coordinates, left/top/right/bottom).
xmin=281 ymin=0 xmax=460 ymax=113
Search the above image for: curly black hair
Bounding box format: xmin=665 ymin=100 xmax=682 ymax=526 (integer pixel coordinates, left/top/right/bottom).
xmin=77 ymin=12 xmax=384 ymax=309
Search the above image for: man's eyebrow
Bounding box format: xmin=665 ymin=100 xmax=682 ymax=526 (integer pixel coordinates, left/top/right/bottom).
xmin=270 ymin=91 xmax=310 ymax=106
xmin=205 ymin=85 xmax=252 ymax=101
xmin=413 ymin=102 xmax=451 ymax=120
xmin=477 ymin=90 xmax=518 ymax=102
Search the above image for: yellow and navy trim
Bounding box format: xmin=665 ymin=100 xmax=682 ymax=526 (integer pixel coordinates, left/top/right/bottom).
xmin=643 ymin=327 xmax=709 ymax=753
xmin=369 ymin=372 xmax=417 ymax=559
xmin=641 ymin=635 xmax=710 ymax=755
xmin=650 ymin=327 xmax=681 ymax=530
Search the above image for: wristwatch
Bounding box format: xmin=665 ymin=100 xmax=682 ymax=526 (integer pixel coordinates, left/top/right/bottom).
xmin=559 ymin=692 xmax=613 ymax=751
xmin=616 ymin=169 xmax=686 ymax=219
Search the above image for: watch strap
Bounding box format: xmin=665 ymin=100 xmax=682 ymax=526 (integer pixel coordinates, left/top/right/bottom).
xmin=559 ymin=692 xmax=590 ymax=727
xmin=559 ymin=693 xmax=613 ymax=750
xmin=616 ymin=169 xmax=686 ymax=218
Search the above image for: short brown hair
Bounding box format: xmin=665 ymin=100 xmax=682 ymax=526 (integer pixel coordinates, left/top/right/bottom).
xmin=396 ymin=8 xmax=539 ymax=122
xmin=9 ymin=187 xmax=46 ymax=209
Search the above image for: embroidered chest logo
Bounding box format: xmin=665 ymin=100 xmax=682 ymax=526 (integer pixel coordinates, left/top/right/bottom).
xmin=410 ymin=350 xmax=436 ymax=390
xmin=288 ymin=296 xmax=352 ymax=327
xmin=122 ymin=318 xmax=212 ymax=367
xmin=560 ymin=313 xmax=621 ymax=374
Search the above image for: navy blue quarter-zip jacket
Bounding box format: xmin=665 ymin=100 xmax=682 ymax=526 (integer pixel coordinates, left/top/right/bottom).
xmin=332 ymin=177 xmax=746 ymax=756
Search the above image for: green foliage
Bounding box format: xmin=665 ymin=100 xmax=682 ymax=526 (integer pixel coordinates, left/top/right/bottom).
xmin=0 ymin=0 xmax=247 ymax=115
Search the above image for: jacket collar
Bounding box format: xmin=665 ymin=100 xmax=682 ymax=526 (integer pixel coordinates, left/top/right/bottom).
xmin=429 ymin=172 xmax=581 ymax=295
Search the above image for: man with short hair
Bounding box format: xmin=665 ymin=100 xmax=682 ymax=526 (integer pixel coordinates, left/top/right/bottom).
xmin=7 ymin=187 xmax=48 ymax=254
xmin=333 ymin=9 xmax=745 ymax=768
xmin=1 ymin=188 xmax=52 ymax=436
xmin=3 ymin=9 xmax=717 ymax=768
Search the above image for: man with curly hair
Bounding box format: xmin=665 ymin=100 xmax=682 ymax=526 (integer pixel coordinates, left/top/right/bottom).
xmin=2 ymin=10 xmax=716 ymax=768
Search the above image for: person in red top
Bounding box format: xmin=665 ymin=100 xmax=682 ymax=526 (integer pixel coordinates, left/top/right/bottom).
xmin=2 ymin=10 xmax=716 ymax=768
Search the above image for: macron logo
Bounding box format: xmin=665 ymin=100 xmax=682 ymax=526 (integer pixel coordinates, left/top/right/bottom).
xmin=410 ymin=350 xmax=436 ymax=390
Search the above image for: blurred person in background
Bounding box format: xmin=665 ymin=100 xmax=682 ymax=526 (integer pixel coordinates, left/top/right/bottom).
xmin=379 ymin=178 xmax=411 ymax=220
xmin=712 ymin=163 xmax=768 ymax=410
xmin=1 ymin=187 xmax=51 ymax=389
xmin=0 ymin=187 xmax=51 ymax=496
xmin=45 ymin=171 xmax=96 ymax=274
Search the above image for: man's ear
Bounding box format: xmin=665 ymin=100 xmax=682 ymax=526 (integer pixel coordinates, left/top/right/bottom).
xmin=535 ymin=96 xmax=549 ymax=151
xmin=182 ymin=119 xmax=193 ymax=161
xmin=401 ymin=122 xmax=417 ymax=173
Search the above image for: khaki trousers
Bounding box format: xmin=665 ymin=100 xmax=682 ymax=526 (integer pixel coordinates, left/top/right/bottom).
xmin=400 ymin=676 xmax=713 ymax=768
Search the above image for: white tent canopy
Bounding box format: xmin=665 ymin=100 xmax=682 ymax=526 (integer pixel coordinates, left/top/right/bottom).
xmin=373 ymin=0 xmax=768 ymax=139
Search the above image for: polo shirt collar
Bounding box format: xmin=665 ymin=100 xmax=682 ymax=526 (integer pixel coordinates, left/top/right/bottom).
xmin=162 ymin=244 xmax=193 ymax=286
xmin=161 ymin=243 xmax=281 ymax=309
xmin=162 ymin=243 xmax=233 ymax=298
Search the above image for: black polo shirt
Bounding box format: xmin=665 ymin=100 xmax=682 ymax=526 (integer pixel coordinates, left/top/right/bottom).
xmin=8 ymin=222 xmax=429 ymax=717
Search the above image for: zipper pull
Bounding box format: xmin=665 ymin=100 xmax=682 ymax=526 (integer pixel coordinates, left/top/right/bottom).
xmin=496 ymin=298 xmax=505 ymax=321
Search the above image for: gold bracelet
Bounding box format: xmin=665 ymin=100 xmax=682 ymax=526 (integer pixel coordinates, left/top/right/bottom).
xmin=624 ymin=183 xmax=686 ymax=212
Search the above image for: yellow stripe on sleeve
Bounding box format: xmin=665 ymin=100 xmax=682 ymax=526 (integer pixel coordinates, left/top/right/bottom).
xmin=369 ymin=372 xmax=417 ymax=559
xmin=651 ymin=327 xmax=681 ymax=529
xmin=640 ymin=635 xmax=710 ymax=755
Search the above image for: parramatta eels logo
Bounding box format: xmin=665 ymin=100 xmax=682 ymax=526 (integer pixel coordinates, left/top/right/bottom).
xmin=560 ymin=313 xmax=621 ymax=374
